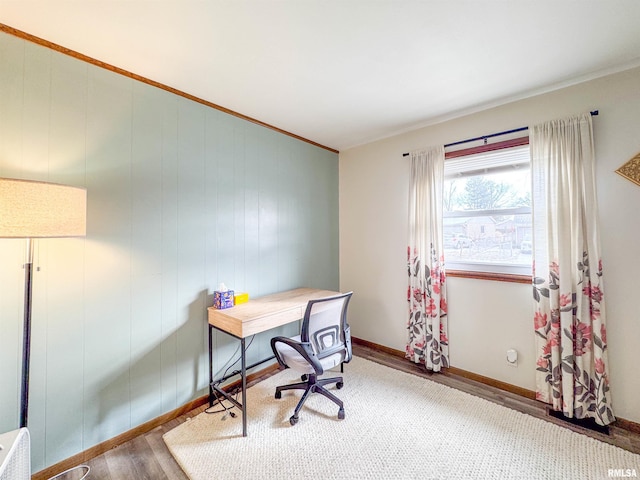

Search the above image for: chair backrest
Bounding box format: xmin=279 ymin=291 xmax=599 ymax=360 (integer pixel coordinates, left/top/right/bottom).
xmin=300 ymin=292 xmax=352 ymax=359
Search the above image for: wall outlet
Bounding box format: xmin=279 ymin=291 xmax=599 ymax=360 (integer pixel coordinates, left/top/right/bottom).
xmin=506 ymin=349 xmax=518 ymax=367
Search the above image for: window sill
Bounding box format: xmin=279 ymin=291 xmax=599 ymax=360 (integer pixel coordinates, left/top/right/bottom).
xmin=446 ymin=269 xmax=532 ymax=284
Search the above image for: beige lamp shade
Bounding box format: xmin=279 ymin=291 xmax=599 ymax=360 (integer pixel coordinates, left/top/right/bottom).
xmin=0 ymin=177 xmax=87 ymax=238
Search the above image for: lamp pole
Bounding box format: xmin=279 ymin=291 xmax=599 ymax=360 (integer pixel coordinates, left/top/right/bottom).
xmin=20 ymin=238 xmax=34 ymax=428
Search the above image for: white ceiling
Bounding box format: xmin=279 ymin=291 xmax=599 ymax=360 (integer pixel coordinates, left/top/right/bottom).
xmin=2 ymin=1 xmax=640 ymax=151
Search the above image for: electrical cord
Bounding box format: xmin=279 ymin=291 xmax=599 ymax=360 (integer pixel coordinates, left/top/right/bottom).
xmin=219 ymin=334 xmax=255 ymax=381
xmin=48 ymin=465 xmax=90 ymax=480
xmin=205 ymin=396 xmax=237 ymax=417
xmin=205 ymin=335 xmax=255 ymax=418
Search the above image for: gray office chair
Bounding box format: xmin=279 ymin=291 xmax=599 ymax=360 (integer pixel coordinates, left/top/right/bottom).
xmin=270 ymin=291 xmax=353 ymax=425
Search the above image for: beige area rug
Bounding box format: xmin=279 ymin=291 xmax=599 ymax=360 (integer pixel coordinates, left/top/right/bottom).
xmin=163 ymin=356 xmax=639 ymax=480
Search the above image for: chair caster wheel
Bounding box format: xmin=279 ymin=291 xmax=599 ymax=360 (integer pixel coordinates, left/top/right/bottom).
xmin=275 ymin=390 xmax=282 ymax=399
xmin=338 ymin=408 xmax=345 ymax=420
xmin=336 ymin=381 xmax=344 ymax=389
xmin=301 ymin=374 xmax=308 ymax=381
xmin=290 ymin=415 xmax=299 ymax=426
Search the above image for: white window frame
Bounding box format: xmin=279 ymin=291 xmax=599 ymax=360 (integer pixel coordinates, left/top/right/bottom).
xmin=443 ymin=138 xmax=532 ymax=278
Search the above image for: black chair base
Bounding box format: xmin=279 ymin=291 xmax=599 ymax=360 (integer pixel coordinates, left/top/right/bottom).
xmin=275 ymin=373 xmax=345 ymax=425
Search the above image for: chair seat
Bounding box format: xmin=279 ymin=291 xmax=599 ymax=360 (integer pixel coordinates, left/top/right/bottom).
xmin=274 ymin=335 xmax=345 ymax=374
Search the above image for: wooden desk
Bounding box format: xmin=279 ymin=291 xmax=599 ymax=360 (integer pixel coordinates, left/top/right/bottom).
xmin=207 ymin=287 xmax=339 ymax=436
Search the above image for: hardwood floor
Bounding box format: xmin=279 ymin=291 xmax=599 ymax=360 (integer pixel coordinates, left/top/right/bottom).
xmin=56 ymin=410 xmax=204 ymax=479
xmin=58 ymin=344 xmax=640 ymax=479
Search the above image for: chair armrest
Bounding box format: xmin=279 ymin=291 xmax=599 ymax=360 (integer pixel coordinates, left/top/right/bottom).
xmin=270 ymin=336 xmax=324 ymax=374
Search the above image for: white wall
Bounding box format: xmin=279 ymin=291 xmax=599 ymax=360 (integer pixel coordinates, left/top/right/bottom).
xmin=340 ymin=66 xmax=640 ymax=424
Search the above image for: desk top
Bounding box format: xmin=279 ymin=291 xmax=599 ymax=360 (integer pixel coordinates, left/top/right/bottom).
xmin=207 ymin=287 xmax=340 ymax=338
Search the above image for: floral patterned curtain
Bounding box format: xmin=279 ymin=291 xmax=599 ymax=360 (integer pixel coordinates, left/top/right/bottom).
xmin=531 ymin=113 xmax=614 ymax=426
xmin=407 ymin=146 xmax=448 ymax=372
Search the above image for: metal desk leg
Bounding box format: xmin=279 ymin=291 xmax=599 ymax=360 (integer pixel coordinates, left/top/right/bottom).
xmin=210 ymin=328 xmax=276 ymax=437
xmin=208 ymin=325 xmax=214 ymax=407
xmin=241 ymin=337 xmax=247 ymax=437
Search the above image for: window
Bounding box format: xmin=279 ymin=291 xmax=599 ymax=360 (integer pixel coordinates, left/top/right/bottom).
xmin=443 ymin=138 xmax=532 ymax=277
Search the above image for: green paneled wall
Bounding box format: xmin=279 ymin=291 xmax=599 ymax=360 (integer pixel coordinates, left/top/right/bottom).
xmin=0 ymin=31 xmax=339 ymax=472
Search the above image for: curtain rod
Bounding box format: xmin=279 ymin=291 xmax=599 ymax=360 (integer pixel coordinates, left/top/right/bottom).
xmin=402 ymin=110 xmax=599 ymax=157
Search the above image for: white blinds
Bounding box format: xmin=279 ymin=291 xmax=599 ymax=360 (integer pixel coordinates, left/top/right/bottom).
xmin=444 ymin=145 xmax=530 ymax=178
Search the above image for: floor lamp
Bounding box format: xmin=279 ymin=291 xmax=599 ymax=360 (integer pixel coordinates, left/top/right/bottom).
xmin=0 ymin=178 xmax=87 ymax=428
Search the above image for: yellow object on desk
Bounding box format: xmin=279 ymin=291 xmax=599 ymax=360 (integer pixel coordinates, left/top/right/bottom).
xmin=234 ymin=292 xmax=249 ymax=305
